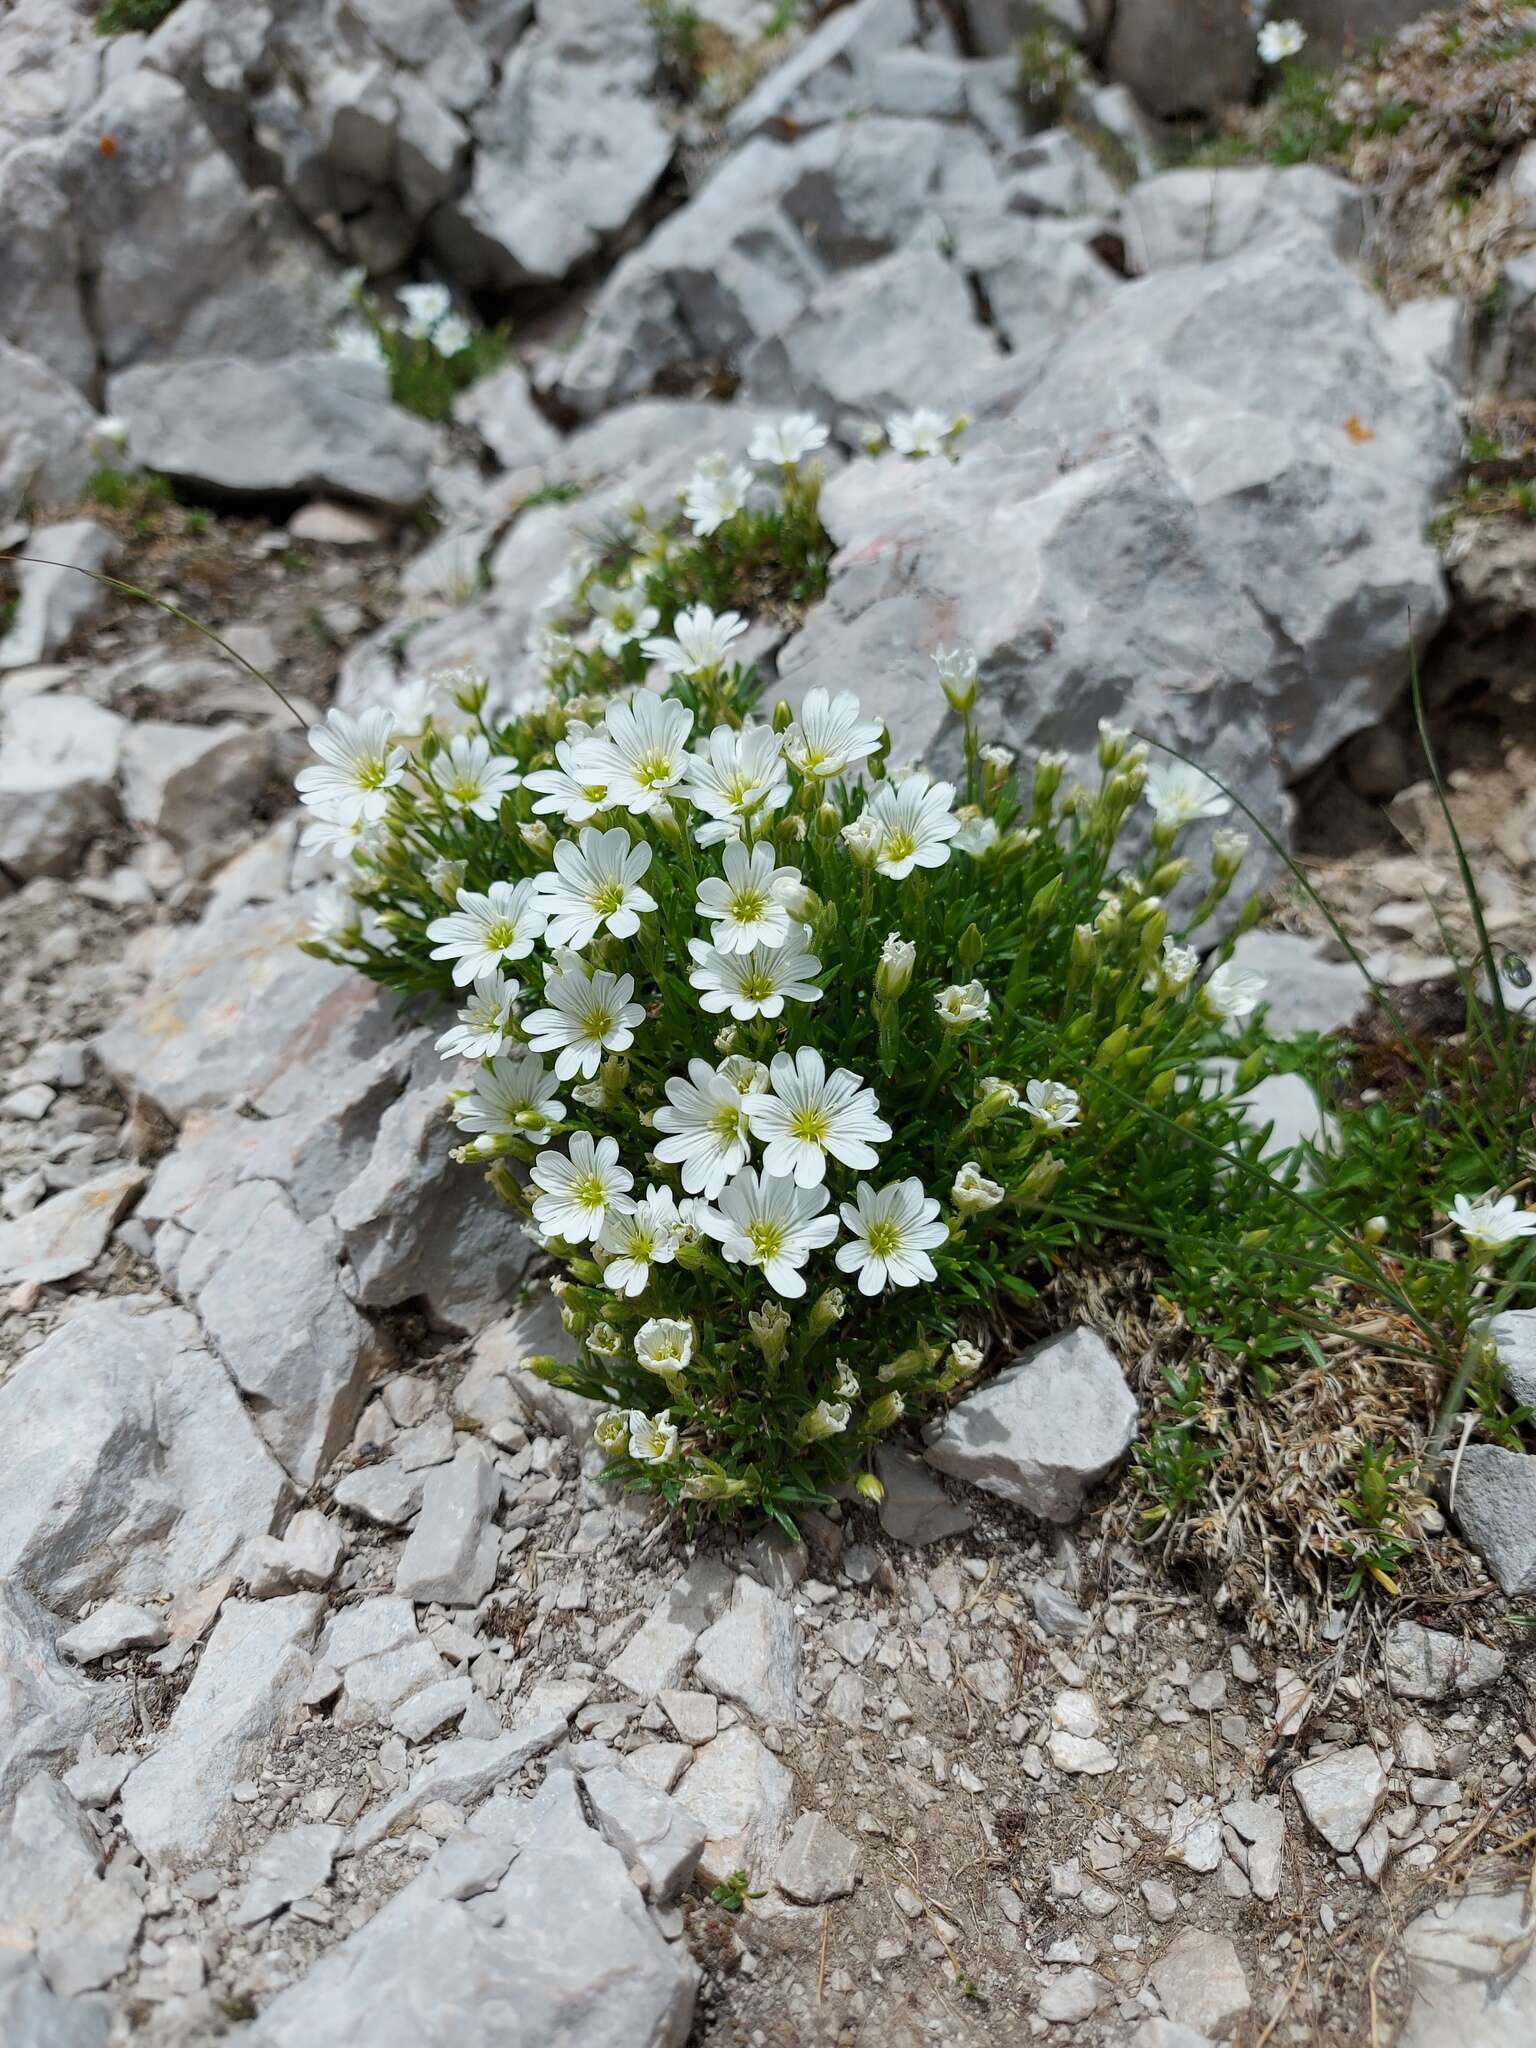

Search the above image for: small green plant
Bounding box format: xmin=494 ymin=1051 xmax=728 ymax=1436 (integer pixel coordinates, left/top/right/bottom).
xmin=333 ymin=281 xmax=507 ymax=426
xmin=96 ymin=0 xmax=181 ymax=33
xmin=85 ymin=466 xmax=172 ymax=514
xmin=1016 ymin=20 xmax=1087 ymax=122
xmin=708 ymin=1869 xmax=765 ymax=1912
xmin=648 ymin=1 xmax=705 ymax=97
xmin=1134 ymin=1363 xmax=1223 ymax=1523
xmin=1337 ymin=1442 xmax=1421 ymax=1597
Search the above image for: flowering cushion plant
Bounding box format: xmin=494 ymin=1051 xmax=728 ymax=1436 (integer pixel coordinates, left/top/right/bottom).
xmin=293 ymin=423 xmax=1303 ymax=1529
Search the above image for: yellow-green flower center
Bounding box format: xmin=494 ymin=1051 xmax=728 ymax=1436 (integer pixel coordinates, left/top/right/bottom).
xmin=747 ymin=1220 xmax=786 ymax=1262
xmin=882 ymin=828 xmax=916 ymax=866
xmin=573 ymin=1172 xmax=607 ymax=1209
xmin=788 ymin=1106 xmax=830 ymax=1145
xmin=484 ymin=919 xmax=519 ymax=950
xmin=729 ymin=888 xmax=767 ymax=924
xmin=592 ymin=880 xmax=627 ymax=916
xmin=634 ymin=749 xmax=674 ymax=789
xmin=739 ymin=970 xmax=775 ymax=1002
xmin=864 ymin=1219 xmax=902 ymax=1259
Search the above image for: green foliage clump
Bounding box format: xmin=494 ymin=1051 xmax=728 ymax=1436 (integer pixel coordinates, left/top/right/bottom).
xmin=96 ymin=0 xmax=181 ymax=34
xmin=333 ymin=280 xmax=507 ymax=426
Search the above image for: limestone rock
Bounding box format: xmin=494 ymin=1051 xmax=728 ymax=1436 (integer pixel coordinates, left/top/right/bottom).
xmin=231 ymin=1822 xmax=342 ymax=1928
xmin=924 ymin=1326 xmax=1138 ymax=1523
xmin=0 ymin=518 xmax=116 ymax=669
xmin=318 ymin=1595 xmax=447 ymax=1728
xmin=1290 ymin=1744 xmax=1387 ymax=1854
xmin=608 ymin=1557 xmax=736 ymax=1698
xmin=1450 ymin=1446 xmax=1536 ymax=1596
xmin=120 ymin=1594 xmax=324 ymax=1868
xmin=118 ymin=720 xmax=276 ymax=851
xmin=0 ymin=1165 xmax=146 ymax=1287
xmin=0 ymin=1584 xmax=126 ymax=1810
xmin=1489 ymin=1309 xmax=1536 ymax=1409
xmin=1149 ymin=1927 xmax=1251 ymax=2040
xmin=1120 ymin=167 xmax=1366 ymax=277
xmin=583 ymin=1763 xmax=707 ymax=1903
xmin=673 ymin=1723 xmax=794 ymax=1890
xmin=1105 ymin=0 xmax=1257 ymax=119
xmin=873 ymin=1445 xmax=973 ymax=1546
xmin=1223 ymin=930 xmax=1366 ymax=1039
xmin=350 ymin=1715 xmax=570 ymax=1852
xmin=694 ymin=1575 xmax=801 ymax=1724
xmin=727 ymin=0 xmax=935 ymax=141
xmin=248 ymin=1772 xmax=697 ymax=2046
xmin=453 ymin=361 xmax=561 ymax=470
xmin=0 ymin=341 xmax=110 ymax=519
xmin=58 ymin=1600 xmax=168 ymax=1664
xmin=1383 ymin=1620 xmax=1507 ymax=1702
xmin=394 ymin=1445 xmax=502 ymax=1606
xmin=108 ymin=354 xmax=433 ymax=510
xmin=1398 ymin=1887 xmax=1536 ymax=2048
xmin=0 ymin=693 xmax=124 ymax=881
xmin=0 ymin=1299 xmax=290 ymax=1611
xmin=775 ymin=1810 xmax=859 ymax=1903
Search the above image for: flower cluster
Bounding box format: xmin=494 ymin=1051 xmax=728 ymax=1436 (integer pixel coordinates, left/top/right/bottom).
xmin=293 ymin=418 xmax=1297 ymax=1522
xmin=332 ymin=273 xmax=502 ymax=423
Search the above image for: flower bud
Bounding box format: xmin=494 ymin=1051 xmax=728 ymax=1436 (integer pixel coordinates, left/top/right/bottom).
xmin=1019 ymin=1153 xmax=1063 ymax=1202
xmin=1363 ymin=1214 xmax=1389 ymax=1244
xmin=854 ymin=1472 xmax=885 ymax=1503
xmin=973 ymin=1076 xmax=1019 ymax=1125
xmin=772 ymin=698 xmax=793 ymax=732
xmin=796 ymin=1399 xmax=851 ymax=1445
xmin=933 ymin=646 xmax=978 ymax=712
xmin=957 ymin=922 xmax=984 ymax=972
xmin=842 ymin=814 xmax=882 ymax=867
xmin=865 ymin=1391 xmax=906 ymax=1431
xmin=593 ymin=1409 xmax=630 ymax=1453
xmin=952 ymin=1160 xmax=1005 ymax=1213
xmin=1033 ymin=750 xmax=1067 ymax=805
xmin=519 ymin=819 xmax=554 ymax=858
xmin=806 ymin=1287 xmax=846 ymax=1342
xmin=1070 ymin=924 xmax=1096 ymax=976
xmin=1211 ymin=829 xmax=1249 ymax=882
xmin=587 ymin=1321 xmax=624 ymax=1358
xmin=813 ymin=801 xmax=842 ymax=844
xmin=1097 ymin=719 xmax=1131 ymax=768
xmin=876 ymin=933 xmax=915 ymax=1001
xmin=749 ymin=1301 xmax=791 ymax=1366
xmin=878 ymin=1341 xmax=941 ymax=1382
xmin=1148 ymin=858 xmax=1190 ymax=895
xmin=1093 ymin=1024 xmax=1131 ymax=1065
xmin=1029 ymin=874 xmax=1062 ymax=923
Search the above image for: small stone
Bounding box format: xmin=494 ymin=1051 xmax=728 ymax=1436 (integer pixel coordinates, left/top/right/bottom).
xmin=1186 ymin=1670 xmax=1227 ymax=1712
xmin=230 ymin=1822 xmax=342 ymax=1928
xmin=1039 ymin=1967 xmax=1109 ymax=2023
xmin=658 ymin=1690 xmax=718 ymax=1744
xmin=1032 ymin=1582 xmax=1091 ymax=1639
xmin=583 ymin=1765 xmax=706 ymax=1905
xmin=1382 ymin=1619 xmax=1506 ymax=1702
xmin=1222 ymin=1795 xmax=1284 ymax=1901
xmin=333 ymin=1459 xmax=426 ymax=1528
xmin=623 ymin=1743 xmax=694 ymax=1796
xmin=775 ymin=1810 xmax=859 ymax=1904
xmin=693 ymin=1574 xmax=801 ymax=1724
xmin=671 ymin=1723 xmax=794 ymax=1888
xmin=58 ymin=1600 xmax=168 ymax=1663
xmin=63 ymin=1753 xmax=135 ymax=1809
xmin=1149 ymin=1927 xmax=1251 ymax=2040
xmin=1410 ymin=1777 xmax=1461 ymax=1809
xmin=288 ymin=500 xmax=391 ymax=546
xmin=1140 ymin=1878 xmax=1179 ymax=1922
xmin=1169 ymin=1809 xmax=1223 ymax=1874
xmin=873 ymin=1444 xmax=973 ymax=1546
xmin=0 ymin=1165 xmax=147 ymax=1287
xmin=1049 ymin=1731 xmax=1117 ymax=1776
xmin=393 ymin=1445 xmax=501 ymax=1607
xmin=1291 ymin=1745 xmax=1387 ymax=1854
xmin=1448 ymin=1445 xmax=1536 ymax=1595
xmin=390 ymin=1677 xmax=474 ymax=1743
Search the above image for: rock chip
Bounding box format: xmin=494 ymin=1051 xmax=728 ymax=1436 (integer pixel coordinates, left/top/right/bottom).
xmin=119 ymin=720 xmax=275 ymax=852
xmin=1449 ymin=1446 xmax=1536 ymax=1596
xmin=873 ymin=1444 xmax=973 ymax=1546
xmin=1383 ymin=1619 xmax=1507 ymax=1702
xmin=1149 ymin=1927 xmax=1251 ymax=2040
xmin=0 ymin=1584 xmax=127 ymax=1809
xmin=0 ymin=341 xmax=110 ymax=519
xmin=1489 ymin=1308 xmax=1536 ymax=1409
xmin=1290 ymin=1744 xmax=1387 ymax=1854
xmin=673 ymin=1724 xmax=794 ymax=1889
xmin=694 ymin=1574 xmax=801 ymax=1724
xmin=923 ymin=1326 xmax=1138 ymax=1523
xmin=1398 ymin=1886 xmax=1536 ymax=2048
xmin=0 ymin=518 xmax=116 ymax=669
xmin=108 ymin=354 xmax=433 ymax=509
xmin=583 ymin=1764 xmax=707 ymax=1903
xmin=0 ymin=693 xmax=125 ymax=881
xmin=350 ymin=1715 xmax=570 ymax=1852
xmin=120 ymin=1594 xmax=323 ymax=1868
xmin=231 ymin=1822 xmax=342 ymax=1927
xmin=775 ymin=1810 xmax=859 ymax=1903
xmin=608 ymin=1556 xmax=735 ymax=1698
xmin=0 ymin=1165 xmax=146 ymax=1287
xmin=58 ymin=1600 xmax=168 ymax=1664
xmin=394 ymin=1444 xmax=502 ymax=1606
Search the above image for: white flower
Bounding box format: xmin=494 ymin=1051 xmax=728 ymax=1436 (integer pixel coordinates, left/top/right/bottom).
xmin=835 ymin=1177 xmax=948 ymax=1295
xmin=840 ymin=813 xmax=884 ymax=866
xmin=783 ymin=688 xmax=883 ymax=781
xmin=522 ymin=957 xmax=646 ymax=1081
xmin=887 ymin=407 xmax=961 ymax=458
xmin=834 ymin=1359 xmax=859 ymax=1399
xmin=1201 ymin=959 xmax=1266 ymax=1022
xmin=533 ymin=825 xmax=656 ymax=949
xmin=1024 ymin=1078 xmax=1081 ymax=1134
xmin=542 ymin=545 xmax=596 ymax=618
xmin=1258 ymin=18 xmax=1306 ymax=62
xmin=530 ymin=1131 xmax=634 ymax=1243
xmin=332 ymin=318 xmax=386 ymax=368
xmin=295 ymin=707 xmax=406 ymax=826
xmin=590 ymin=582 xmax=661 ymax=659
xmin=695 ymin=839 xmax=803 ymax=955
xmin=94 ymin=413 xmax=130 ymax=447
xmin=593 ymin=1408 xmax=629 ymax=1452
xmin=688 ymin=926 xmax=822 ymax=1020
xmin=1143 ymin=764 xmax=1231 ymax=830
xmin=298 ymin=810 xmax=386 ymax=865
xmin=1147 ymin=936 xmax=1200 ymax=995
xmin=935 ymin=980 xmax=990 ymax=1028
xmin=947 ymin=1338 xmax=984 ymax=1377
xmin=628 ymin=1409 xmax=679 ymax=1465
xmin=397 ymin=280 xmax=452 ymax=338
xmin=680 ymin=724 xmax=790 ymax=844
xmin=749 ymin=414 xmax=829 ymax=467
xmin=954 ymin=812 xmax=999 ymax=857
xmin=388 ymin=675 xmax=443 ymax=741
xmin=642 ymin=603 xmax=749 ymax=679
xmin=653 ymin=1057 xmax=756 ymax=1198
xmin=798 ymin=1398 xmax=851 ymax=1443
xmin=452 ymin=1051 xmax=566 ymax=1149
xmin=876 ymin=933 xmax=916 ymax=1000
xmin=635 ymin=1317 xmax=695 ymax=1375
xmin=933 ymin=647 xmax=978 ymax=710
xmin=951 ymin=1161 xmax=1005 ymax=1215
xmin=306 ymin=883 xmax=362 ymax=945
xmin=1449 ymin=1193 xmax=1536 ymax=1257
xmin=427 ymin=880 xmax=546 ymax=986
xmin=981 ymin=743 xmax=1015 ymax=772
xmin=432 ymin=733 xmax=521 ymax=819
xmin=573 ymin=695 xmax=694 ymax=815
xmin=863 ymin=770 xmax=960 ymax=879
xmin=435 ymin=970 xmax=520 ymax=1060
xmin=743 ymin=1047 xmax=891 ymax=1190
xmin=683 ymin=457 xmax=753 ymax=537
xmin=523 ymin=734 xmax=613 ymax=824
xmin=599 ymin=1184 xmax=683 ymax=1297
xmin=697 ymin=1168 xmax=838 ymax=1298
xmin=434 ymin=311 xmax=473 ymax=356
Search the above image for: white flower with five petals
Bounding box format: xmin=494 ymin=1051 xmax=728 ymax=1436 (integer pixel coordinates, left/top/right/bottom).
xmin=782 ymin=688 xmax=883 ymax=781
xmin=652 ymin=1058 xmax=755 ymax=1198
xmin=743 ymin=1047 xmax=891 ymax=1189
xmin=835 ymin=1177 xmax=948 ymax=1294
xmin=687 ymin=927 xmax=822 ymax=1020
xmin=427 ymin=880 xmax=546 ymax=985
xmin=295 ymin=707 xmax=406 ymax=826
xmin=695 ymin=839 xmax=803 ymax=954
xmin=696 ymin=1168 xmax=839 ymax=1298
xmin=435 ymin=970 xmax=519 ymax=1060
xmin=530 ymin=1131 xmax=633 ymax=1243
xmin=642 ymin=604 xmax=748 ymax=679
xmin=533 ymin=826 xmax=656 ymax=949
xmin=522 ymin=957 xmax=646 ymax=1080
xmin=571 ymin=695 xmax=694 ymax=815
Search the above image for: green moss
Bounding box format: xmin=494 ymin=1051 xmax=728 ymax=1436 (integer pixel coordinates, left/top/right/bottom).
xmin=96 ymin=0 xmax=182 ymax=34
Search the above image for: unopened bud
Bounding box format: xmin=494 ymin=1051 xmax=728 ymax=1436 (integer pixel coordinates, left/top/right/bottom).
xmin=876 ymin=933 xmax=915 ymax=1001
xmin=519 ymin=819 xmax=554 ymax=858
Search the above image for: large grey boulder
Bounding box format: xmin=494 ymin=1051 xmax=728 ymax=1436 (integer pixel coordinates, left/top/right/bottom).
xmin=0 ymin=342 xmax=110 ymax=518
xmin=433 ymin=1 xmax=672 ymax=289
xmin=248 ymin=1772 xmax=697 ymax=2045
xmin=0 ymin=693 xmax=125 ymax=882
xmin=779 ymin=228 xmax=1456 ymax=839
xmin=119 ymin=720 xmax=276 ymax=852
xmin=1120 ymin=166 xmax=1367 ymax=276
xmin=119 ymin=1594 xmax=323 ymax=1868
xmin=924 ymin=1326 xmax=1138 ymax=1523
xmin=107 ymin=354 xmax=434 ymax=509
xmin=0 ymin=1299 xmax=290 ymax=1610
xmin=0 ymin=517 xmax=116 ymax=669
